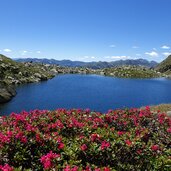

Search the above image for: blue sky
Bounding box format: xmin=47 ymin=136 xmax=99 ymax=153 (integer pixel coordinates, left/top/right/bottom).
xmin=0 ymin=0 xmax=171 ymax=62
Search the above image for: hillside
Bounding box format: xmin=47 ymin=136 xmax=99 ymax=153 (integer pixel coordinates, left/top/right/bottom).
xmin=103 ymin=65 xmax=161 ymax=78
xmin=156 ymin=55 xmax=171 ymax=75
xmin=0 ymin=54 xmax=56 ymax=103
xmin=0 ymin=55 xmax=56 ymax=84
xmin=15 ymin=58 xmax=158 ymax=69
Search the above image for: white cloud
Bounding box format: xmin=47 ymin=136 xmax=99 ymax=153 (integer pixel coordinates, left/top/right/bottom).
xmin=162 ymin=52 xmax=171 ymax=56
xmin=36 ymin=51 xmax=41 ymax=54
xmin=132 ymin=57 xmax=138 ymax=60
xmin=3 ymin=49 xmax=12 ymax=52
xmin=132 ymin=46 xmax=139 ymax=49
xmin=109 ymin=45 xmax=116 ymax=48
xmin=21 ymin=50 xmax=28 ymax=55
xmin=105 ymin=55 xmax=130 ymax=60
xmin=78 ymin=56 xmax=96 ymax=61
xmin=112 ymin=55 xmax=129 ymax=59
xmin=145 ymin=51 xmax=158 ymax=57
xmin=85 ymin=56 xmax=96 ymax=59
xmin=104 ymin=56 xmax=110 ymax=59
xmin=161 ymin=45 xmax=170 ymax=49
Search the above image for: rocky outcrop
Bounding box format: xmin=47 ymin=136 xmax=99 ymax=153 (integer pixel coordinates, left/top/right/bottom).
xmin=0 ymin=82 xmax=16 ymax=103
xmin=0 ymin=54 xmax=56 ymax=85
xmin=103 ymin=65 xmax=162 ymax=78
xmin=155 ymin=55 xmax=171 ymax=76
xmin=0 ymin=54 xmax=56 ymax=103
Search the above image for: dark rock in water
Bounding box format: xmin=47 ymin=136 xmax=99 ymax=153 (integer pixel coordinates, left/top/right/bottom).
xmin=0 ymin=83 xmax=16 ymax=103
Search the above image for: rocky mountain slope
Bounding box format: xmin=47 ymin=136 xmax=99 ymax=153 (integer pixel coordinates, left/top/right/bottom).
xmin=0 ymin=54 xmax=56 ymax=103
xmin=155 ymin=55 xmax=171 ymax=76
xmin=0 ymin=54 xmax=56 ymax=84
xmin=15 ymin=58 xmax=158 ymax=69
xmin=104 ymin=65 xmax=161 ymax=78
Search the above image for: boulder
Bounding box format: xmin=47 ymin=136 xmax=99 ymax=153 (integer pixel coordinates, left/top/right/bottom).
xmin=50 ymin=68 xmax=58 ymax=74
xmin=34 ymin=73 xmax=42 ymax=78
xmin=167 ymin=111 xmax=171 ymax=117
xmin=0 ymin=83 xmax=16 ymax=103
xmin=100 ymin=71 xmax=105 ymax=75
xmin=166 ymin=75 xmax=171 ymax=79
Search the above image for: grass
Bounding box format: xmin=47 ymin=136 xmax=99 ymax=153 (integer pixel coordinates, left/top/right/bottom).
xmin=104 ymin=66 xmax=161 ymax=78
xmin=141 ymin=103 xmax=171 ymax=112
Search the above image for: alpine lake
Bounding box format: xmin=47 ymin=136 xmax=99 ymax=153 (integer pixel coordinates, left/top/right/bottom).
xmin=1 ymin=74 xmax=171 ymax=115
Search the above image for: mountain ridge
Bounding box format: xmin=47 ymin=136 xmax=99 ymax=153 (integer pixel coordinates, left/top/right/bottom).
xmin=15 ymin=58 xmax=158 ymax=69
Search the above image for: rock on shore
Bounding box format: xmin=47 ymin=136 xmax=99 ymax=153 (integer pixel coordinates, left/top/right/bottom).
xmin=0 ymin=82 xmax=16 ymax=103
xmin=0 ymin=54 xmax=56 ymax=103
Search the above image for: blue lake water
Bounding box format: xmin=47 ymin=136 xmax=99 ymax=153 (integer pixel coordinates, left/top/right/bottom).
xmin=1 ymin=74 xmax=171 ymax=115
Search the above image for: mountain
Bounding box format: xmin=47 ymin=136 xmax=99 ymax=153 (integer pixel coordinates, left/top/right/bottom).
xmin=15 ymin=58 xmax=86 ymax=67
xmin=156 ymin=55 xmax=171 ymax=74
xmin=15 ymin=58 xmax=158 ymax=69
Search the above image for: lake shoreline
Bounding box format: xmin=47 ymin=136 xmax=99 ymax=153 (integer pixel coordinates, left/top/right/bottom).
xmin=0 ymin=72 xmax=167 ymax=105
xmin=1 ymin=74 xmax=171 ymax=115
xmin=1 ymin=54 xmax=166 ymax=105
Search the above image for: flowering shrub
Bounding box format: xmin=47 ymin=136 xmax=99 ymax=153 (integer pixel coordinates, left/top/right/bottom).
xmin=40 ymin=151 xmax=60 ymax=170
xmin=0 ymin=107 xmax=171 ymax=170
xmin=0 ymin=164 xmax=13 ymax=171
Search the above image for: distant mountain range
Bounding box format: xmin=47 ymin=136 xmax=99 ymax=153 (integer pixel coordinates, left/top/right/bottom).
xmin=15 ymin=58 xmax=158 ymax=69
